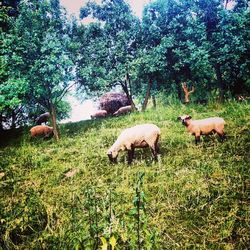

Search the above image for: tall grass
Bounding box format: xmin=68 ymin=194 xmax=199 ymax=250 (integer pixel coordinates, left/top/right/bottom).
xmin=0 ymin=100 xmax=249 ymax=249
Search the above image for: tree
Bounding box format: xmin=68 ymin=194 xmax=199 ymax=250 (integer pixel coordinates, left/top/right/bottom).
xmin=77 ymin=0 xmax=141 ymax=110
xmin=0 ymin=0 xmax=20 ymax=31
xmin=1 ymin=0 xmax=75 ymax=138
xmin=138 ymin=0 xmax=212 ymax=103
xmin=194 ymin=0 xmax=250 ymax=101
xmin=0 ymin=1 xmax=29 ymax=130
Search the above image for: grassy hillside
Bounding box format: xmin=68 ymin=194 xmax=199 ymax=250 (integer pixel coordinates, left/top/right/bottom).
xmin=0 ymin=100 xmax=249 ymax=249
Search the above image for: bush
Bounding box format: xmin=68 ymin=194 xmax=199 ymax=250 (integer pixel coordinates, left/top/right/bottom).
xmin=99 ymin=92 xmax=130 ymax=115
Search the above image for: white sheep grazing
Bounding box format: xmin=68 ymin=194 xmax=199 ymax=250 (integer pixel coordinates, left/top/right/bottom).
xmin=178 ymin=115 xmax=226 ymax=144
xmin=113 ymin=105 xmax=132 ymax=116
xmin=107 ymin=123 xmax=160 ymax=164
xmin=90 ymin=110 xmax=107 ymax=119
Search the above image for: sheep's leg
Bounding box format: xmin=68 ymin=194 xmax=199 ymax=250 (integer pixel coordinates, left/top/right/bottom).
xmin=43 ymin=135 xmax=49 ymax=140
xmin=217 ymin=131 xmax=226 ymax=142
xmin=195 ymin=134 xmax=201 ymax=145
xmin=44 ymin=132 xmax=50 ymax=139
xmin=44 ymin=131 xmax=53 ymax=140
xmin=147 ymin=137 xmax=160 ymax=161
xmin=150 ymin=145 xmax=158 ymax=161
xmin=127 ymin=148 xmax=134 ymax=164
xmin=151 ymin=148 xmax=158 ymax=161
xmin=131 ymin=147 xmax=135 ymax=160
xmin=155 ymin=136 xmax=160 ymax=154
xmin=155 ymin=143 xmax=160 ymax=155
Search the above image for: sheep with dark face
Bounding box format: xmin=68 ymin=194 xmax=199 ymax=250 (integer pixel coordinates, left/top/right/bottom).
xmin=30 ymin=125 xmax=54 ymax=139
xmin=107 ymin=124 xmax=160 ymax=164
xmin=90 ymin=110 xmax=108 ymax=119
xmin=35 ymin=112 xmax=50 ymax=125
xmin=178 ymin=115 xmax=226 ymax=144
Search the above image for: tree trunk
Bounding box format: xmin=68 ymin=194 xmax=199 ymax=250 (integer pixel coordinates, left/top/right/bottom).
xmin=215 ymin=63 xmax=225 ymax=102
xmin=50 ymin=103 xmax=59 ymax=140
xmin=142 ymin=78 xmax=153 ymax=112
xmin=152 ymin=95 xmax=156 ymax=109
xmin=11 ymin=110 xmax=16 ymax=130
xmin=173 ymin=74 xmax=182 ymax=100
xmin=177 ymin=85 xmax=182 ymax=100
xmin=0 ymin=113 xmax=4 ymax=131
xmin=121 ymin=73 xmax=136 ymax=111
xmin=232 ymin=77 xmax=245 ymax=96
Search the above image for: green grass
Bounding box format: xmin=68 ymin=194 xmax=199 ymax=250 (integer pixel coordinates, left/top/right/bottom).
xmin=0 ymin=100 xmax=249 ymax=249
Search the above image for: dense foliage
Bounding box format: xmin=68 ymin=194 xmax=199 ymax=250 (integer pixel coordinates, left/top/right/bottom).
xmin=1 ymin=0 xmax=249 ymax=130
xmin=77 ymin=0 xmax=250 ymax=104
xmin=0 ymin=0 xmax=75 ymax=136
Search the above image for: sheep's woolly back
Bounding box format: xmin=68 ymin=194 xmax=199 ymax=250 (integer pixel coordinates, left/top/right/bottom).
xmin=108 ymin=124 xmax=160 ymax=154
xmin=113 ymin=105 xmax=132 ymax=115
xmin=186 ymin=117 xmax=225 ymax=135
xmin=36 ymin=112 xmax=50 ymax=124
xmin=91 ymin=110 xmax=107 ymax=119
xmin=191 ymin=117 xmax=225 ymax=126
xmin=30 ymin=125 xmax=53 ymax=137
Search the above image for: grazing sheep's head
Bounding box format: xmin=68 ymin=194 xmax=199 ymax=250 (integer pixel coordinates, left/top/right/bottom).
xmin=178 ymin=115 xmax=192 ymax=126
xmin=107 ymin=149 xmax=118 ymax=164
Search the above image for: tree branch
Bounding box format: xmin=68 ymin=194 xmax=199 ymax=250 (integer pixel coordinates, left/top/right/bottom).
xmin=181 ymin=82 xmax=195 ymax=103
xmin=55 ymin=82 xmax=75 ymax=104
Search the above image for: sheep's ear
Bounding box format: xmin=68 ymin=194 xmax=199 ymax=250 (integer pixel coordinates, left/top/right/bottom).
xmin=177 ymin=116 xmax=182 ymax=121
xmin=187 ymin=116 xmax=192 ymax=119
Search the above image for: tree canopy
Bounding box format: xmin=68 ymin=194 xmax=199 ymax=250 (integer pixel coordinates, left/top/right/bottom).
xmin=1 ymin=0 xmax=249 ymax=132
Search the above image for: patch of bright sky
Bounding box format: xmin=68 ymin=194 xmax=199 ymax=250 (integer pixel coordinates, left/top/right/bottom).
xmin=60 ymin=0 xmax=150 ymax=122
xmin=60 ymin=0 xmax=151 ymax=20
xmin=60 ymin=97 xmax=98 ymax=123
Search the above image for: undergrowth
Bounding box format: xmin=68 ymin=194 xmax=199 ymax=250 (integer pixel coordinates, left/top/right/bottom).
xmin=0 ymin=100 xmax=249 ymax=249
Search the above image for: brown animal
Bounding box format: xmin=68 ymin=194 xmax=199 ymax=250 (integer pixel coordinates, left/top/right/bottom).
xmin=113 ymin=105 xmax=132 ymax=116
xmin=178 ymin=115 xmax=226 ymax=144
xmin=30 ymin=125 xmax=54 ymax=138
xmin=90 ymin=110 xmax=108 ymax=119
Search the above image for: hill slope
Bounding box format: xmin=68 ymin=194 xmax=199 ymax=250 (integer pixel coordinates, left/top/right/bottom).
xmin=0 ymin=100 xmax=249 ymax=249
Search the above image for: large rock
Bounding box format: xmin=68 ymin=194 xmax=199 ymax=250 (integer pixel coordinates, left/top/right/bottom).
xmin=99 ymin=92 xmax=130 ymax=115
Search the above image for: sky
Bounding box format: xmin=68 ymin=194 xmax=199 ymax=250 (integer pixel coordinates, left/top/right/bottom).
xmin=60 ymin=0 xmax=151 ymax=122
xmin=60 ymin=0 xmax=151 ymax=19
xmin=60 ymin=97 xmax=98 ymax=123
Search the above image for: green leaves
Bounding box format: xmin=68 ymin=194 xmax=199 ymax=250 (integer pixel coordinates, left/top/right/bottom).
xmin=77 ymin=0 xmax=140 ymax=96
xmin=0 ymin=0 xmax=77 ymax=129
xmin=0 ymin=78 xmax=28 ymax=111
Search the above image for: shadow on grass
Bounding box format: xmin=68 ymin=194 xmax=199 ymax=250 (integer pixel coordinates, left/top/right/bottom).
xmin=0 ymin=127 xmax=26 ymax=148
xmin=0 ymin=117 xmax=112 ymax=147
xmin=60 ymin=117 xmax=112 ymax=138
